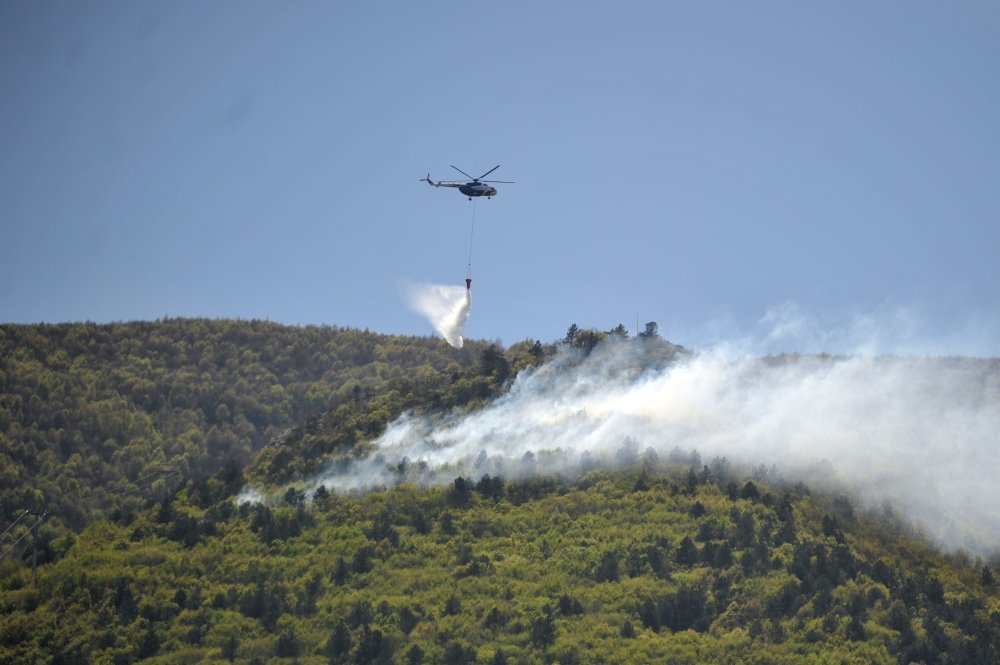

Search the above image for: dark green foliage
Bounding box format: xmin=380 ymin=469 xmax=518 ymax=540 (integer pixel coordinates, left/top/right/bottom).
xmin=675 ymin=535 xmax=699 ymax=566
xmin=529 ymin=610 xmax=557 ymax=648
xmin=137 ymin=622 xmax=160 ymax=659
xmin=740 ymin=480 xmax=761 ymax=501
xmin=443 ymin=641 xmax=477 ymax=665
xmin=351 ymin=544 xmax=376 ymax=574
xmin=595 ymin=550 xmax=620 ymax=582
xmin=607 ymin=323 xmax=628 ymax=339
xmin=326 ymin=621 xmax=352 ymax=660
xmin=701 ymin=539 xmax=733 ymax=568
xmin=277 ymin=624 xmax=302 ymax=657
xmin=484 ymin=606 xmax=506 ymax=631
xmin=558 ymin=593 xmax=584 ymax=616
xmin=620 ymin=620 xmax=636 ymax=638
xmin=443 ymin=594 xmax=462 ymax=616
xmin=638 ymin=321 xmax=659 ymax=339
xmin=333 ymin=556 xmax=349 ymax=585
xmin=640 ymin=582 xmax=713 ymax=634
xmin=475 ymin=474 xmax=505 ymax=502
xmin=447 ymin=476 xmax=472 ymax=508
xmin=349 ymin=600 xmax=375 ymax=628
xmin=405 ymin=643 xmax=424 ymax=664
xmin=353 ymin=626 xmax=386 ymax=664
xmin=480 ymin=344 xmax=511 ymax=384
xmin=690 ymin=500 xmax=707 ymax=518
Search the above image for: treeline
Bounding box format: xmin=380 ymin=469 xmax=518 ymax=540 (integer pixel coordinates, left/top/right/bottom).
xmin=0 ymin=319 xmax=491 ymax=544
xmin=2 ymin=459 xmax=998 ymax=664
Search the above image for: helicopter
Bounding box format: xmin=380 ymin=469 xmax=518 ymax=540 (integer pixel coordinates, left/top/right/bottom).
xmin=421 ymin=165 xmax=514 ymax=200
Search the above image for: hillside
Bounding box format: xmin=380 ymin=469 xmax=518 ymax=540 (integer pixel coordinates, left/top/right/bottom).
xmin=2 ymin=461 xmax=999 ymax=664
xmin=3 ymin=321 xmax=999 ymax=664
xmin=0 ymin=319 xmax=492 ymax=550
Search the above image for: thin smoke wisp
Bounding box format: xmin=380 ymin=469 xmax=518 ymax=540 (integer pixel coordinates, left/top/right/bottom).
xmin=405 ymin=282 xmax=471 ymax=349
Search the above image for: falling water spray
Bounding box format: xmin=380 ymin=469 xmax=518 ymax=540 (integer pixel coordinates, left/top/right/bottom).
xmin=405 ymin=282 xmax=472 ymax=348
xmin=404 ymin=198 xmax=478 ymax=348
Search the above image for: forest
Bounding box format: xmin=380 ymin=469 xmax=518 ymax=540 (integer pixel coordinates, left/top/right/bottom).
xmin=2 ymin=319 xmax=999 ymax=664
xmin=0 ymin=319 xmax=492 ymax=555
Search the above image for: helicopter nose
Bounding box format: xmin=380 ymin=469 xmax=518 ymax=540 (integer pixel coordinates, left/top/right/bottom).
xmin=487 ymin=187 xmax=497 ymax=196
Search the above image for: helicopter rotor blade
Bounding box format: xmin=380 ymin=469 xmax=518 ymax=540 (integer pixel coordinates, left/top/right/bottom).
xmin=481 ymin=180 xmax=514 ymax=184
xmin=478 ymin=164 xmax=501 ymax=180
xmin=450 ymin=165 xmax=475 ymax=180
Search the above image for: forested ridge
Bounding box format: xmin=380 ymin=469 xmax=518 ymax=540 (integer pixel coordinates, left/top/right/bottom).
xmin=0 ymin=319 xmax=491 ymax=553
xmin=3 ymin=319 xmax=1000 ymax=664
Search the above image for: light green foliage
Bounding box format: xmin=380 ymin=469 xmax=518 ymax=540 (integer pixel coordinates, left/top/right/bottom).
xmin=3 ymin=465 xmax=999 ymax=664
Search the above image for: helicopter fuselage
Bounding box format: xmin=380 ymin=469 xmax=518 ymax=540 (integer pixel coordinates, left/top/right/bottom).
xmin=459 ymin=182 xmax=497 ymax=198
xmin=422 ymin=165 xmax=510 ymax=199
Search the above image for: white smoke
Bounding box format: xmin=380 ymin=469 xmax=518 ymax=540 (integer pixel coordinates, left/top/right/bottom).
xmin=404 ymin=282 xmax=472 ymax=349
xmin=307 ymin=338 xmax=1000 ymax=554
xmin=236 ymin=487 xmax=264 ymax=505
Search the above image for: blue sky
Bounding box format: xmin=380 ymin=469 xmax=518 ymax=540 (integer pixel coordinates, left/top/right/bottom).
xmin=2 ymin=1 xmax=998 ymax=353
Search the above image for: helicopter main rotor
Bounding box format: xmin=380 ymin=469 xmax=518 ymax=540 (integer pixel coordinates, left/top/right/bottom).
xmin=450 ymin=164 xmax=514 ymax=184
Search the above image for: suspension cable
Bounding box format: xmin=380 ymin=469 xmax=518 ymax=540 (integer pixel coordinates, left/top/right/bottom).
xmin=0 ymin=510 xmax=30 ymax=540
xmin=83 ymin=468 xmax=178 ymax=500
xmin=0 ymin=512 xmax=47 ymax=562
xmin=466 ymin=198 xmax=477 ymax=279
xmin=0 ymin=468 xmax=178 ymax=564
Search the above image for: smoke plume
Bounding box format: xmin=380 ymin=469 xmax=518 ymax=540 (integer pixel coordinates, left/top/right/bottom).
xmin=405 ymin=282 xmax=471 ymax=348
xmin=307 ymin=338 xmax=1000 ymax=554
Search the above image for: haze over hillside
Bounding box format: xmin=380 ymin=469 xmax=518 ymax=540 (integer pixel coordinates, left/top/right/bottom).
xmin=5 ymin=318 xmax=998 ymax=556
xmin=256 ymin=333 xmax=999 ymax=557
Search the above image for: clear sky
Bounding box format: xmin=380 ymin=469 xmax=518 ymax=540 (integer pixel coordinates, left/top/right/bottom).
xmin=2 ymin=1 xmax=998 ymax=354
